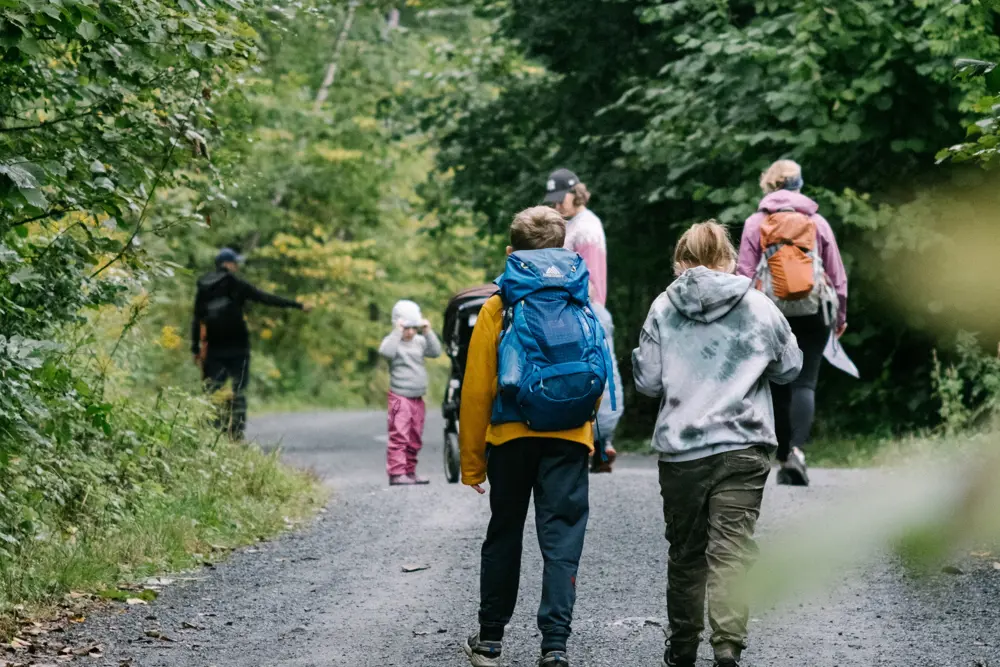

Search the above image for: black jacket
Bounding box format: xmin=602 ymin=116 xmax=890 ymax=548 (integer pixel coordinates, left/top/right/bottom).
xmin=191 ymin=270 xmax=302 ymax=355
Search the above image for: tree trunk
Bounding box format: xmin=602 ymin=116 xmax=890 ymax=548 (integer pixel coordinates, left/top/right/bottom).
xmin=313 ymin=1 xmax=359 ymax=112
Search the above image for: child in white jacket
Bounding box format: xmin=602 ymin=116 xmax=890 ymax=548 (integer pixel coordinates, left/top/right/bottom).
xmin=378 ymin=299 xmax=441 ymax=485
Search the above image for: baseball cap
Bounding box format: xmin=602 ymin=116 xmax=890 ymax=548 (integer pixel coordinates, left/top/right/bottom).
xmin=215 ymin=247 xmax=244 ymax=266
xmin=543 ymin=168 xmax=580 ymax=204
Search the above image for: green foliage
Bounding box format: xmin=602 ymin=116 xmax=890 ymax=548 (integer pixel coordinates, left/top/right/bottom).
xmin=0 ymin=0 xmax=329 ymax=620
xmin=930 ymin=332 xmax=1000 ymax=434
xmin=141 ymin=1 xmax=494 ymax=407
xmin=0 ymin=0 xmax=257 ymax=499
xmin=430 ymin=0 xmax=1000 ymax=436
xmin=938 ymin=57 xmax=1000 ymax=164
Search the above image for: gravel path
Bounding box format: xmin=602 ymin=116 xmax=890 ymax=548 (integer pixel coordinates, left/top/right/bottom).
xmin=61 ymin=411 xmax=999 ymax=667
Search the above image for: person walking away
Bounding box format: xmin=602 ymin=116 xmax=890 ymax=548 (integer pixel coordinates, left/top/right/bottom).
xmin=191 ymin=247 xmax=310 ymax=440
xmin=737 ymin=160 xmax=848 ymax=486
xmin=633 ymin=221 xmax=802 ymax=667
xmin=544 ymin=168 xmax=623 ymax=472
xmin=460 ymin=206 xmax=614 ymax=667
xmin=378 ymin=299 xmax=441 ymax=486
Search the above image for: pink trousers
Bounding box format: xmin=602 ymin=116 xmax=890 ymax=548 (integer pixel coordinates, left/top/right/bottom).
xmin=386 ymin=392 xmax=426 ymax=477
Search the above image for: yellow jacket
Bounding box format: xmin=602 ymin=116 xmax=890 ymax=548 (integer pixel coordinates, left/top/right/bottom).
xmin=458 ymin=294 xmax=595 ymax=485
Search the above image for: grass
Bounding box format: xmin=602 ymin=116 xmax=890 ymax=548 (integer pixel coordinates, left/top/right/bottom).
xmin=0 ymin=441 xmax=326 ymax=639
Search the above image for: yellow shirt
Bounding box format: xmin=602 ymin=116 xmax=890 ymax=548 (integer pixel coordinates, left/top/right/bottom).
xmin=458 ymin=294 xmax=595 ymax=485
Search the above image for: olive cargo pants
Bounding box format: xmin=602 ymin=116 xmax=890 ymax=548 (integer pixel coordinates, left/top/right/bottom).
xmin=658 ymin=446 xmax=770 ymax=662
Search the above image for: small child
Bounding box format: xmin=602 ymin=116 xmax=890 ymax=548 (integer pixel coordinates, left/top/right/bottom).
xmin=631 ymin=221 xmax=802 ymax=667
xmin=378 ymin=299 xmax=441 ymax=486
xmin=460 ymin=206 xmax=611 ymax=667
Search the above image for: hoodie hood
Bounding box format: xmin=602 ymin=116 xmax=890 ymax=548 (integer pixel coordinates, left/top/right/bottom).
xmin=667 ymin=266 xmax=751 ymax=323
xmin=758 ymin=190 xmax=819 ymax=216
xmin=197 ymin=270 xmax=232 ymax=289
xmin=495 ymin=248 xmax=590 ymax=305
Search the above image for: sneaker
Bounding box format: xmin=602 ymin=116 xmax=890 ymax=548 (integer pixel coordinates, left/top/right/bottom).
xmin=389 ymin=475 xmax=417 ymax=486
xmin=463 ymin=633 xmax=502 ymax=667
xmin=407 ymin=473 xmax=430 ymax=485
xmin=661 ymin=647 xmax=697 ymax=667
xmin=538 ymin=650 xmax=570 ymax=666
xmin=777 ymin=446 xmax=809 ymax=486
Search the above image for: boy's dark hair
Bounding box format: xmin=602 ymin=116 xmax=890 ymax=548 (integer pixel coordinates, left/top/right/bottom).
xmin=510 ymin=206 xmax=567 ymax=251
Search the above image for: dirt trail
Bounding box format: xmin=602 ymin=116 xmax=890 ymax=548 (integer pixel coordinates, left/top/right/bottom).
xmin=55 ymin=411 xmax=1000 ymax=667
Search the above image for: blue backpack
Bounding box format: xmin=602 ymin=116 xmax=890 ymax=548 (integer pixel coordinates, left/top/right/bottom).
xmin=491 ymin=248 xmax=616 ymax=432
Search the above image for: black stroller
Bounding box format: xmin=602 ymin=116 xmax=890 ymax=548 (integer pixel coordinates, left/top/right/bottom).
xmin=441 ymin=283 xmax=499 ymax=483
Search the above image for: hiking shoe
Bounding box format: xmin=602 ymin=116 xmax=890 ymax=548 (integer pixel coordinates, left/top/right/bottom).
xmin=713 ymin=659 xmax=740 ymax=667
xmin=590 ymin=440 xmax=616 ymax=473
xmin=661 ymin=647 xmax=697 ymax=667
xmin=538 ymin=650 xmax=570 ymax=666
xmin=463 ymin=633 xmax=502 ymax=667
xmin=407 ymin=473 xmax=430 ymax=485
xmin=591 ymin=456 xmax=612 ymax=473
xmin=389 ymin=475 xmax=417 ymax=486
xmin=777 ymin=446 xmax=809 ymax=486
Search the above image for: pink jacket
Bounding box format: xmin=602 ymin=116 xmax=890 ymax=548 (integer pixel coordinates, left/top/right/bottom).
xmin=564 ymin=208 xmax=607 ymax=306
xmin=737 ymin=191 xmax=848 ymax=329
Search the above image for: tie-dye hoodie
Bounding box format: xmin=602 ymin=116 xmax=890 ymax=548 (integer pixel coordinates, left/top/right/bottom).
xmin=632 ymin=267 xmax=803 ymax=463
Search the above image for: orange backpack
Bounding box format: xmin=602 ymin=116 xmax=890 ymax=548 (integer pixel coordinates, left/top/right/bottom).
xmin=754 ymin=208 xmax=834 ymax=319
xmin=760 ymin=210 xmax=815 ymax=300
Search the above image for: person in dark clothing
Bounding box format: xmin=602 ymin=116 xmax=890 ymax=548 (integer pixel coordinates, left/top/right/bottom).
xmin=191 ymin=248 xmax=310 ymax=439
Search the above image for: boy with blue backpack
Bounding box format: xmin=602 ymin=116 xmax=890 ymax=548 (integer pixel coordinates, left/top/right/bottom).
xmin=459 ymin=206 xmax=615 ymax=667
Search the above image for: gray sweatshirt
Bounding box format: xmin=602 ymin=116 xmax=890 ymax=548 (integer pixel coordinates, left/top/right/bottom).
xmin=632 ymin=266 xmax=802 ymax=463
xmin=378 ymin=328 xmax=442 ymax=398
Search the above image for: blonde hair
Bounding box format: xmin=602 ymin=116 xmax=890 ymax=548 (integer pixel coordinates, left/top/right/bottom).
xmin=759 ymin=159 xmax=802 ymax=194
xmin=673 ymin=220 xmax=737 ymax=276
xmin=510 ymin=206 xmax=567 ymax=251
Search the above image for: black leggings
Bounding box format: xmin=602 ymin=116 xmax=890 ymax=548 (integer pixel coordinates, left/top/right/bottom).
xmin=772 ymin=314 xmax=828 ymax=462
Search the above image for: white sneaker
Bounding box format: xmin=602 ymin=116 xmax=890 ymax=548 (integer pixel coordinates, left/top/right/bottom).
xmin=778 ymin=446 xmax=809 ymax=486
xmin=463 ymin=633 xmax=502 ymax=667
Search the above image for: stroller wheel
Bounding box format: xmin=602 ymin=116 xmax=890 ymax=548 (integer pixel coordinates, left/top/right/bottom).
xmin=443 ymin=428 xmax=460 ymax=484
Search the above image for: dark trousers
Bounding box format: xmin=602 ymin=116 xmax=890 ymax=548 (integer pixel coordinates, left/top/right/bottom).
xmin=772 ymin=313 xmax=827 ymax=461
xmin=479 ymin=438 xmax=590 ymax=651
xmin=202 ymin=350 xmax=250 ymax=440
xmin=659 ymin=446 xmax=770 ymax=662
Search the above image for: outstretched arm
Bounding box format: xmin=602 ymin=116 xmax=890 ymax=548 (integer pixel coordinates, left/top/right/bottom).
xmin=236 ymin=276 xmax=304 ymax=309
